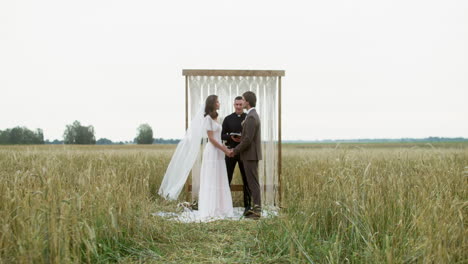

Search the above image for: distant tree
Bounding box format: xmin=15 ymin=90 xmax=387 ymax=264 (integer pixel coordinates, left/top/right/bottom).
xmin=0 ymin=130 xmax=8 ymax=144
xmin=35 ymin=129 xmax=44 ymax=144
xmin=135 ymin=124 xmax=153 ymax=144
xmin=96 ymin=138 xmax=113 ymax=145
xmin=63 ymin=121 xmax=96 ymax=144
xmin=0 ymin=127 xmax=44 ymax=144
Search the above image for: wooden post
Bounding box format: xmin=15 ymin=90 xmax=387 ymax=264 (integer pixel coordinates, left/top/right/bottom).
xmin=185 ymin=76 xmax=189 ymax=130
xmin=184 ymin=75 xmax=190 ymax=201
xmin=278 ymin=76 xmax=282 ymax=207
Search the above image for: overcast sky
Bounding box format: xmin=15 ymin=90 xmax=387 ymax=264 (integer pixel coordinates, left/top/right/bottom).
xmin=1 ymin=0 xmax=467 ymax=141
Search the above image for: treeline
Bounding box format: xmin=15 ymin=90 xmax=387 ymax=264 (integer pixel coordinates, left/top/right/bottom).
xmin=286 ymin=137 xmax=468 ymax=144
xmin=0 ymin=121 xmax=170 ymax=145
xmin=81 ymin=138 xmax=180 ymax=145
xmin=0 ymin=127 xmax=44 ymax=144
xmin=43 ymin=138 xmax=134 ymax=145
xmin=44 ymin=138 xmax=180 ymax=145
xmin=153 ymin=138 xmax=181 ymax=144
xmin=44 ymin=137 xmax=180 ymax=145
xmin=2 ymin=124 xmax=465 ymax=145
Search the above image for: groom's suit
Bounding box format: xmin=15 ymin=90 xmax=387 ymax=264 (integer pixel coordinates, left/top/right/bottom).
xmin=233 ymin=108 xmax=262 ymax=207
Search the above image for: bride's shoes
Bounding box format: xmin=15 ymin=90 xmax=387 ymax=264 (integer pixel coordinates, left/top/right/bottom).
xmin=177 ymin=202 xmax=191 ymax=210
xmin=176 ymin=201 xmax=198 ymax=211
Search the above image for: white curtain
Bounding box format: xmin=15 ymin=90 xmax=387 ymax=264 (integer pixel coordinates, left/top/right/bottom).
xmin=188 ymin=75 xmax=279 ymax=207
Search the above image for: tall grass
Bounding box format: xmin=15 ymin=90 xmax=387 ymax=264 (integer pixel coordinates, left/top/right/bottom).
xmin=259 ymin=144 xmax=467 ymax=263
xmin=0 ymin=143 xmax=466 ymax=263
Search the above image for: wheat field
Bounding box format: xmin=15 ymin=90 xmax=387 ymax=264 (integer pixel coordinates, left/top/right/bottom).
xmin=0 ymin=143 xmax=466 ymax=263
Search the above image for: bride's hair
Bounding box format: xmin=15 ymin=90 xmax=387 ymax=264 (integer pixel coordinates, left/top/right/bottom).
xmin=204 ymin=95 xmax=219 ymax=119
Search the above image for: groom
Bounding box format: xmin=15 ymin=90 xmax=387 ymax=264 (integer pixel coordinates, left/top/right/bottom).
xmin=229 ymin=91 xmax=262 ymax=219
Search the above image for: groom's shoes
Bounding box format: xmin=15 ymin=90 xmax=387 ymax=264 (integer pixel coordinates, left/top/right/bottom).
xmin=245 ymin=205 xmax=261 ymax=220
xmin=242 ymin=206 xmax=252 ymax=217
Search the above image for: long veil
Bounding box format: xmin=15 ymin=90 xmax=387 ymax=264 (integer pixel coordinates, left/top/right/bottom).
xmin=158 ymin=103 xmax=206 ymax=200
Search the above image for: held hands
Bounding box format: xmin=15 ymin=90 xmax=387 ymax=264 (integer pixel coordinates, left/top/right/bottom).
xmin=225 ymin=148 xmax=235 ymax=158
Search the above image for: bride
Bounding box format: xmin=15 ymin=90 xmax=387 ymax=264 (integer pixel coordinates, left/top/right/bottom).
xmin=158 ymin=95 xmax=234 ymax=220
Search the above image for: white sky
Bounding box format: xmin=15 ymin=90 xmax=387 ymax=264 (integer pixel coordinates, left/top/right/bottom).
xmin=1 ymin=0 xmax=467 ymax=141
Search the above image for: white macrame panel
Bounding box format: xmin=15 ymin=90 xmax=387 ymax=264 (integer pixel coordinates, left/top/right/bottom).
xmin=188 ymin=76 xmax=279 ymax=207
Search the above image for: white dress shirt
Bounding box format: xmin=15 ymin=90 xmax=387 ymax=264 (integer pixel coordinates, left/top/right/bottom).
xmin=246 ymin=107 xmax=255 ymax=115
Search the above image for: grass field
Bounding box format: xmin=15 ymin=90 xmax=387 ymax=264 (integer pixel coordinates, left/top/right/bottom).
xmin=0 ymin=143 xmax=467 ymax=263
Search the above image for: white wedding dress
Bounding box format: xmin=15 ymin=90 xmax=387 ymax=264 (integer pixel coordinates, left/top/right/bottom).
xmin=158 ymin=103 xmax=234 ymax=222
xmin=198 ymin=115 xmax=234 ymax=219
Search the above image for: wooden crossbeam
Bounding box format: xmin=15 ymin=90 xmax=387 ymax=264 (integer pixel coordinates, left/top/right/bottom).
xmin=182 ymin=69 xmax=285 ymax=77
xmin=188 ymin=184 xmax=245 ymax=192
xmin=188 ymin=184 xmax=279 ymax=192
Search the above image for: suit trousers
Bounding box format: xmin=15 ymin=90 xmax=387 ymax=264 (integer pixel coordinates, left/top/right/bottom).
xmin=242 ymin=160 xmax=261 ymax=207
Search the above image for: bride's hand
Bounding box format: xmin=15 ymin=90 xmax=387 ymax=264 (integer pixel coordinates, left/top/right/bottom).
xmin=224 ymin=148 xmax=232 ymax=156
xmin=228 ymin=149 xmax=235 ymax=157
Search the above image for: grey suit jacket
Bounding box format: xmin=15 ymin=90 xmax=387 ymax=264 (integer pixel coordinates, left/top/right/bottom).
xmin=233 ymin=108 xmax=262 ymax=161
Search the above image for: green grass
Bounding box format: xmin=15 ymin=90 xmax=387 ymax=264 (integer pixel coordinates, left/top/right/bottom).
xmin=0 ymin=143 xmax=467 ymax=263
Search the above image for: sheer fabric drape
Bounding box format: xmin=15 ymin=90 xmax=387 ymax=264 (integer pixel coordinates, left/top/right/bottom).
xmin=158 ymin=103 xmax=206 ymax=200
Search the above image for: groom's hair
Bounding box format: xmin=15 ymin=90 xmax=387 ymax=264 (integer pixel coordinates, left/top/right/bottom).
xmin=243 ymin=91 xmax=256 ymax=107
xmin=234 ymin=96 xmax=243 ymax=101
